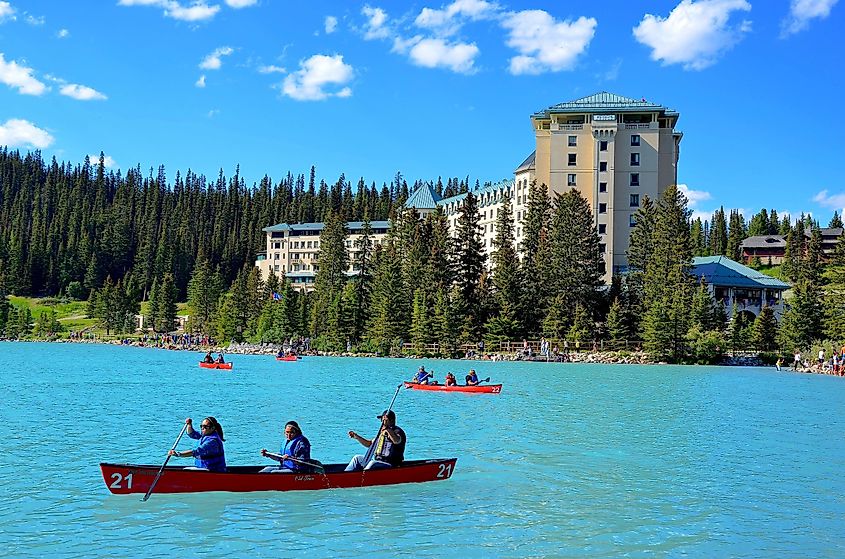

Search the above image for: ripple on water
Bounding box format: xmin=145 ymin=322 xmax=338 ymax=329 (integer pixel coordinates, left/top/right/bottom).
xmin=1 ymin=343 xmax=845 ymax=558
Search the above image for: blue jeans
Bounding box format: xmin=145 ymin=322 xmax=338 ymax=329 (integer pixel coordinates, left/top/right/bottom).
xmin=344 ymin=455 xmax=393 ymax=471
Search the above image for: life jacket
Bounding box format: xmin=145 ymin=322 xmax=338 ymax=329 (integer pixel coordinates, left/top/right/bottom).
xmin=415 ymin=371 xmax=429 ymax=383
xmin=190 ymin=431 xmax=226 ymax=472
xmin=467 ymin=373 xmax=478 ymax=384
xmin=282 ymin=435 xmax=311 ymax=471
xmin=373 ymin=426 xmax=406 ymax=466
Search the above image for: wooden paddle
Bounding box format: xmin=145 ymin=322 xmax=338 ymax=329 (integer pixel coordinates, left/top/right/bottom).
xmin=263 ymin=451 xmax=325 ymax=474
xmin=363 ymin=384 xmax=402 ymax=464
xmin=142 ymin=422 xmax=188 ymax=501
xmin=477 ymin=377 xmax=491 ymax=385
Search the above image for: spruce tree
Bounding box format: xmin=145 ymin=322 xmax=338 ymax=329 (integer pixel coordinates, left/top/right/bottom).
xmin=641 ymin=185 xmax=693 ymax=361
xmin=367 ymin=242 xmax=407 ymax=354
xmin=708 ymin=207 xmax=728 ymax=256
xmin=410 ymin=288 xmax=431 ymax=354
xmin=543 ymin=188 xmax=604 ymax=336
xmin=311 ymin=210 xmax=349 ymax=338
xmin=519 ymin=181 xmax=552 ymax=336
xmin=822 ymin=237 xmax=845 ymax=340
xmin=626 ymin=195 xmax=656 ymax=334
xmin=829 ymin=211 xmax=843 ymax=229
xmin=187 ymin=259 xmax=223 ymax=335
xmin=486 ymin=194 xmax=521 ymax=341
xmin=726 ymin=210 xmax=746 ymax=261
xmin=752 ymin=306 xmax=778 ymax=351
xmin=451 ymin=191 xmax=485 ymax=341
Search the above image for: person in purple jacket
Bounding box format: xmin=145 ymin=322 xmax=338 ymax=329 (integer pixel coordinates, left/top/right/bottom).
xmin=169 ymin=417 xmax=226 ymax=472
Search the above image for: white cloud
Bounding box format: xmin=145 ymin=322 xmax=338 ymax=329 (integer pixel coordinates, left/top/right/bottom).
xmin=199 ymin=46 xmax=234 ymax=70
xmin=25 ymin=13 xmax=45 ymax=25
xmin=57 ymin=28 xmax=70 ymax=38
xmin=0 ymin=118 xmax=54 ymax=148
xmin=60 ymin=84 xmax=107 ymax=100
xmin=362 ymin=5 xmax=389 ymax=39
xmin=403 ymin=37 xmax=480 ymax=73
xmin=0 ymin=2 xmax=15 ymax=23
xmin=89 ymin=153 xmax=117 ymax=168
xmin=501 ymin=10 xmax=596 ymax=75
xmin=679 ymin=184 xmax=713 ymax=207
xmin=258 ymin=64 xmax=286 ymax=74
xmin=0 ymin=53 xmax=48 ymax=95
xmin=325 ymin=15 xmax=337 ymax=34
xmin=633 ymin=0 xmax=752 ymax=71
xmin=415 ymin=0 xmax=499 ymax=36
xmin=813 ymin=189 xmax=845 ymax=213
xmin=195 ymin=74 xmax=206 ymax=87
xmin=225 ymin=0 xmax=257 ymax=7
xmin=781 ymin=0 xmax=839 ymax=36
xmin=207 ymin=108 xmax=220 ymax=117
xmin=118 ymin=1 xmax=221 ymax=22
xmin=282 ymin=54 xmax=354 ymax=101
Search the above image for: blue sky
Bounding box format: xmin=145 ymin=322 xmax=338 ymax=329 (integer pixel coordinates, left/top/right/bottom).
xmin=0 ymin=0 xmax=843 ymax=224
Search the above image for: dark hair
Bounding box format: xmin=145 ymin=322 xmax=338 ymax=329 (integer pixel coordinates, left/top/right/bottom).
xmin=285 ymin=421 xmax=302 ymax=436
xmin=205 ymin=416 xmax=225 ymax=441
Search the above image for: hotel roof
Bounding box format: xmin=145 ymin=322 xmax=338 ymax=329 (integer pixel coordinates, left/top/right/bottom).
xmin=691 ymin=256 xmax=790 ymax=290
xmin=404 ymin=183 xmax=443 ymax=210
xmin=515 ymin=151 xmax=535 ymax=173
xmin=439 ymin=178 xmax=515 ymax=207
xmin=533 ymin=91 xmax=679 ymax=118
xmin=263 ymin=220 xmax=390 ymax=233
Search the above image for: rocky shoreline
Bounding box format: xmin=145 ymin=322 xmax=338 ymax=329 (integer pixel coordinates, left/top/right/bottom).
xmin=34 ymin=337 xmax=778 ymax=367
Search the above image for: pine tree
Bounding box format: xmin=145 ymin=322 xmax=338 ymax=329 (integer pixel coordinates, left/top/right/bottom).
xmin=543 ymin=188 xmax=604 ymax=336
xmin=726 ymin=209 xmax=746 ymax=261
xmin=708 ymin=207 xmax=728 ymax=256
xmin=451 ymin=191 xmax=485 ymax=341
xmin=367 ymin=242 xmax=407 ymax=354
xmin=311 ymin=210 xmax=349 ymax=338
xmin=606 ymin=297 xmax=628 ymax=342
xmin=486 ymin=194 xmax=521 ymax=341
xmin=641 ymin=185 xmax=693 ymax=361
xmin=626 ymin=195 xmax=656 ymax=334
xmin=156 ymin=272 xmax=178 ymax=333
xmin=187 ymin=259 xmax=223 ymax=335
xmin=690 ymin=218 xmax=706 ymax=257
xmin=519 ymin=181 xmax=552 ymax=335
xmin=409 ymin=288 xmax=431 ymax=353
xmin=822 ymin=238 xmax=845 ymax=340
xmin=829 ymin=211 xmax=843 ymax=229
xmin=752 ymin=306 xmax=778 ymax=351
xmin=747 ymin=209 xmax=770 ymax=237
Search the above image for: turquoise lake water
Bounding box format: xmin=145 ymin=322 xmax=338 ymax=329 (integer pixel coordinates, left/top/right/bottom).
xmin=2 ymin=341 xmax=844 ymax=558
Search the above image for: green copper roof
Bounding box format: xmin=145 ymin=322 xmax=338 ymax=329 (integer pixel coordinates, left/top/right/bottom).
xmin=439 ymin=179 xmax=514 ymax=207
xmin=515 ymin=151 xmax=535 ymax=173
xmin=691 ymin=256 xmax=790 ymax=290
xmin=533 ymin=91 xmax=678 ymax=117
xmin=404 ymin=184 xmax=442 ymax=210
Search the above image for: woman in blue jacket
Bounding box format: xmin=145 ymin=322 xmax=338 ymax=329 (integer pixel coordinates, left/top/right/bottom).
xmin=260 ymin=420 xmax=312 ymax=473
xmin=169 ymin=417 xmax=226 ymax=472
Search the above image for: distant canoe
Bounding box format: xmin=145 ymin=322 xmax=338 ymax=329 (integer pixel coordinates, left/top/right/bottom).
xmin=199 ymin=362 xmax=233 ymax=370
xmin=99 ymin=458 xmax=457 ymax=494
xmin=275 ymin=355 xmax=301 ymax=362
xmin=403 ymin=381 xmax=502 ymax=394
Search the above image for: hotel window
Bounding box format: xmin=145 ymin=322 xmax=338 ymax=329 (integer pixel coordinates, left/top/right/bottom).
xmin=599 ymin=162 xmax=607 ymax=172
xmin=568 ymin=135 xmax=577 ymax=147
xmin=630 ymin=153 xmax=640 ymax=166
xmin=599 ymin=243 xmax=606 ymax=254
xmin=630 ymin=173 xmax=640 ymax=186
xmin=274 ymin=253 xmax=279 ymax=260
xmin=567 ymin=174 xmax=576 ymax=186
xmin=517 ymin=196 xmax=521 ymax=204
xmin=599 ymin=203 xmax=607 ymax=214
xmin=568 ymin=153 xmax=577 ymax=166
xmin=599 ymin=182 xmax=607 ymax=193
xmin=274 ymin=242 xmax=280 ymax=249
xmin=599 ymin=141 xmax=608 ymax=151
xmin=631 ymin=134 xmax=640 ymax=147
xmin=274 ymin=265 xmax=280 ymax=271
xmin=598 ymin=224 xmax=606 ymax=234
xmin=630 ymin=194 xmax=640 ymax=207
xmin=629 ymin=215 xmax=637 ymax=227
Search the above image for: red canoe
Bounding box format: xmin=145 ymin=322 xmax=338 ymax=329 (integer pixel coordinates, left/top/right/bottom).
xmin=100 ymin=458 xmax=457 ymax=494
xmin=199 ymin=362 xmax=233 ymax=370
xmin=403 ymin=381 xmax=502 ymax=394
xmin=275 ymin=355 xmax=301 ymax=361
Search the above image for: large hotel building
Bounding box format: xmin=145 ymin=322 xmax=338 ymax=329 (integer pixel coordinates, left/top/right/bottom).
xmin=256 ymin=92 xmax=682 ymax=287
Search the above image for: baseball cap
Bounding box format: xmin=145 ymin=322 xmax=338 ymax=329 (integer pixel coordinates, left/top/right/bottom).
xmin=376 ymin=410 xmax=396 ymax=421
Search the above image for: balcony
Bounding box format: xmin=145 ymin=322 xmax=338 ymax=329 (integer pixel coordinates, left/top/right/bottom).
xmin=255 ymin=252 xmax=266 ymax=261
xmin=624 ymin=123 xmax=653 ymax=130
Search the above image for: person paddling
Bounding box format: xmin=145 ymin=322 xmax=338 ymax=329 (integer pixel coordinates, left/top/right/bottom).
xmin=168 ymin=417 xmax=226 ymax=472
xmin=260 ymin=420 xmax=312 ymax=473
xmin=413 ymin=366 xmax=433 ymax=385
xmin=345 ymin=410 xmax=406 ymax=471
xmin=445 ymin=372 xmax=457 ymax=386
xmin=215 ymin=353 xmax=225 ymax=364
xmin=203 ymin=352 xmax=214 ymax=364
xmin=465 ymin=369 xmax=480 ymax=386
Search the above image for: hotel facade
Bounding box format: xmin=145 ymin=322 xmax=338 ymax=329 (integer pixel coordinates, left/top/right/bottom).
xmin=256 ymin=92 xmax=682 ymax=287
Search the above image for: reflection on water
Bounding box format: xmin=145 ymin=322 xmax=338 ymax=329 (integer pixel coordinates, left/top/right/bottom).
xmin=1 ymin=342 xmax=845 ymax=558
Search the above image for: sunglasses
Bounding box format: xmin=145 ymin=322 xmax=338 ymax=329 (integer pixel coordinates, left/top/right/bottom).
xmin=200 ymin=424 xmax=212 ymax=429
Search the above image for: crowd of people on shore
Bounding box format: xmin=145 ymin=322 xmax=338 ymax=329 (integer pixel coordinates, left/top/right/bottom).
xmin=779 ymin=347 xmax=845 ymax=377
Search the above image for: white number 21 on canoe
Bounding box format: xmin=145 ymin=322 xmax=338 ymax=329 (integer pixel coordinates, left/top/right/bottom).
xmin=109 ymin=472 xmax=133 ymax=489
xmin=436 ymin=463 xmax=453 ymax=478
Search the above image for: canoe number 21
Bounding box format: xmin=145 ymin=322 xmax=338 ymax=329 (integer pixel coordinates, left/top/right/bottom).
xmin=110 ymin=472 xmax=133 ymax=489
xmin=436 ymin=463 xmax=452 ymax=478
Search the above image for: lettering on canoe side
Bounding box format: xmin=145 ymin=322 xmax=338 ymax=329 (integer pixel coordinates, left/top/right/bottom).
xmin=294 ymin=475 xmax=315 ymax=481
